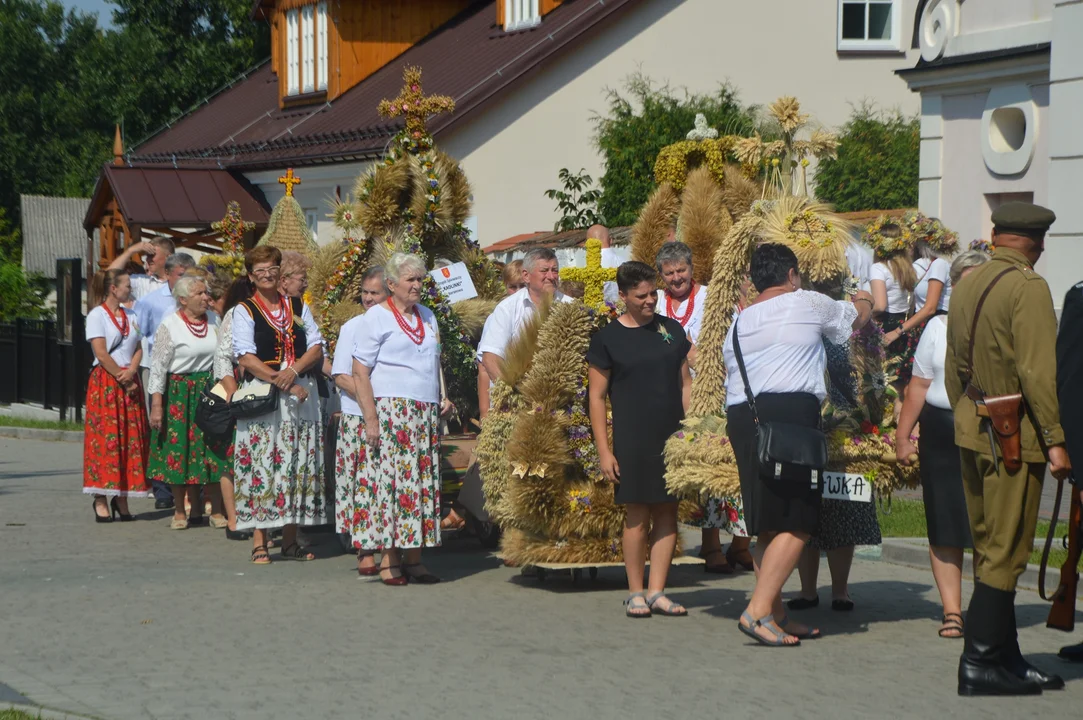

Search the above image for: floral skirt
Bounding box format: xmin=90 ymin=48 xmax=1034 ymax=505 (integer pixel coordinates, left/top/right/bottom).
xmin=233 ymin=376 xmax=326 ymax=530
xmin=690 ymin=497 xmax=749 ymax=537
xmin=148 ymin=371 xmax=230 ymax=486
xmin=334 ymin=399 xmax=441 ymax=551
xmin=83 ymin=365 xmax=150 ymax=497
xmin=879 ymin=312 xmax=920 ymax=385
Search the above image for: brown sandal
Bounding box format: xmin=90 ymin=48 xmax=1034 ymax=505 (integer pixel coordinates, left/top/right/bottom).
xmin=727 ymin=547 xmax=755 ymax=571
xmin=701 ymin=549 xmax=734 ymax=574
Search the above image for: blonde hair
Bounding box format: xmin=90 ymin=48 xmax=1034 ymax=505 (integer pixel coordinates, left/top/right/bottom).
xmin=885 ymin=255 xmax=917 ymax=293
xmin=501 ymin=260 xmax=523 ymax=288
xmin=280 ymin=250 xmax=311 ymax=279
xmin=90 ymin=269 xmax=128 ymax=306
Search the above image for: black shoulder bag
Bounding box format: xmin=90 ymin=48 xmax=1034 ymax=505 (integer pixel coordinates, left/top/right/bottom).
xmin=731 ymin=317 xmax=828 ymax=487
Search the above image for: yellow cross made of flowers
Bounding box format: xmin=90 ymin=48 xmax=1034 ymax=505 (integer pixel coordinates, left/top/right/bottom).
xmin=559 ymin=238 xmax=616 ymax=311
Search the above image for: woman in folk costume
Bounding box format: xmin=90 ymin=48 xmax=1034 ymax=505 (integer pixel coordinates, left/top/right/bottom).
xmin=655 ymin=241 xmax=753 ymax=574
xmin=349 ymin=253 xmax=454 ymax=585
xmin=147 ymin=275 xmax=232 ymax=529
xmin=232 ymin=245 xmax=327 ymax=564
xmin=84 ymin=268 xmax=150 ymax=521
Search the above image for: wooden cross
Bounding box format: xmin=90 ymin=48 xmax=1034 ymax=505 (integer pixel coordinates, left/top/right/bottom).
xmin=559 ymin=238 xmax=617 ymax=311
xmin=278 ymin=168 xmax=301 ymax=197
xmin=377 ymin=66 xmax=455 ymax=139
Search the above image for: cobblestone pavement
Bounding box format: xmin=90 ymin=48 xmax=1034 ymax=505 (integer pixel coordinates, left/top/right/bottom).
xmin=2 ymin=437 xmax=1081 ymax=720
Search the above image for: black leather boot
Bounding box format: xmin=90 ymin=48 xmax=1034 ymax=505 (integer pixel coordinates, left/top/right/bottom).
xmin=1059 ymin=642 xmax=1083 ymax=662
xmin=958 ymin=583 xmax=1042 ymax=696
xmin=1002 ymin=601 xmax=1065 ymax=690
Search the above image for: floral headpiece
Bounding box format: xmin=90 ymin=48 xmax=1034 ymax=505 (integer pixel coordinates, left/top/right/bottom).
xmin=969 ymin=239 xmax=994 ymax=256
xmin=865 ymin=215 xmax=913 ymax=261
xmin=901 ymin=210 xmax=959 ymax=254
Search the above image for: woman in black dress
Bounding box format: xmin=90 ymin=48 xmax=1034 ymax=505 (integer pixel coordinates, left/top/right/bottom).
xmin=588 ymin=261 xmax=692 ymax=618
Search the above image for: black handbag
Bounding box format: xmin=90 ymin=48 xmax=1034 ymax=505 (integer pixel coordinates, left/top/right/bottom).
xmin=731 ymin=317 xmax=827 ymax=487
xmin=229 ymin=381 xmax=280 ymax=419
xmin=195 ymin=381 xmax=235 ymax=436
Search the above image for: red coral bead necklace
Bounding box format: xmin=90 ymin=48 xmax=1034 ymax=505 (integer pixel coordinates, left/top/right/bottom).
xmin=388 ymin=301 xmax=425 ymax=345
xmin=101 ymin=303 xmax=130 ymax=338
xmin=178 ymin=310 xmax=208 ymax=338
xmin=666 ymin=282 xmax=696 ymax=326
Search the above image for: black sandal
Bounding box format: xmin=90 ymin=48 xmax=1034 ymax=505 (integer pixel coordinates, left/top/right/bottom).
xmin=251 ymin=545 xmax=271 ymax=565
xmin=939 ymin=612 xmax=964 ymax=639
xmin=701 ymin=549 xmax=734 ymax=574
xmin=787 ymin=595 xmax=820 ymax=610
xmin=403 ymin=563 xmax=441 ymax=584
xmin=831 ymin=598 xmax=855 ymax=612
xmin=280 ymin=543 xmax=315 ymax=561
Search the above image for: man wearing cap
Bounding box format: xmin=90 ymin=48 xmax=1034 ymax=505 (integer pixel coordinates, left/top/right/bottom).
xmin=945 ymin=201 xmax=1072 ymax=696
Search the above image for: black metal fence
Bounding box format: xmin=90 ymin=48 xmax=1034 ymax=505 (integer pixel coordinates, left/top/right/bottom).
xmin=0 ymin=319 xmax=90 ymax=419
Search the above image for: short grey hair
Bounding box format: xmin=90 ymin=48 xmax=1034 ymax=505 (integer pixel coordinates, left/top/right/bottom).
xmin=949 ymin=250 xmax=990 ymax=287
xmin=522 ymin=247 xmax=558 ymax=272
xmin=361 ymin=265 xmax=385 ymax=285
xmin=655 ymin=241 xmax=693 ymax=273
xmin=173 ymin=275 xmax=206 ymax=301
xmin=384 ymin=253 xmax=428 ymax=285
xmin=165 ymin=252 xmax=196 ymax=273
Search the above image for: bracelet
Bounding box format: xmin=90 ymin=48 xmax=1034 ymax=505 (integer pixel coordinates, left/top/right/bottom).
xmin=854 ymin=298 xmax=873 ymax=307
xmin=286 ymin=366 xmax=299 ymax=378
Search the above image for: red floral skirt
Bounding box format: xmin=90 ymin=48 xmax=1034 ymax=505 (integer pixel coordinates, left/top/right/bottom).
xmin=83 ymin=365 xmax=150 ymax=497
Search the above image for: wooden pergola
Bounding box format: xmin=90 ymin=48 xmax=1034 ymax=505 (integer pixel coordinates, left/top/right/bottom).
xmin=83 ymin=129 xmax=270 ymax=272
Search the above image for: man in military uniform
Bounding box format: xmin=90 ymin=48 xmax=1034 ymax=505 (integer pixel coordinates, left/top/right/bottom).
xmin=945 ymin=202 xmax=1072 ymax=696
xmin=1055 ymin=279 xmax=1083 ymax=662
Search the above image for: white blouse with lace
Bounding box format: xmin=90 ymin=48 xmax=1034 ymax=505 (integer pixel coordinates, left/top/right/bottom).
xmin=723 ymin=289 xmax=858 ymax=408
xmin=147 ymin=312 xmax=220 ymax=394
xmin=213 ymin=307 xmax=236 ymax=382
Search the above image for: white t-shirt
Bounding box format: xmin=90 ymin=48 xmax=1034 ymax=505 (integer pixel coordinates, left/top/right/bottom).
xmin=331 ymin=314 xmax=366 ymax=416
xmin=147 ymin=312 xmax=220 ymax=394
xmin=912 ymin=257 xmax=951 ymax=313
xmin=724 ymin=289 xmax=858 ymax=408
xmin=845 ymin=243 xmax=875 ymax=293
xmin=912 ymin=315 xmax=950 ymax=410
xmin=352 ymin=304 xmax=441 ymax=404
xmin=657 ymin=284 xmax=708 ymax=344
xmin=870 ymin=262 xmax=911 ymax=314
xmin=86 ymin=305 xmax=143 ymax=368
xmin=601 ymin=247 xmax=627 ymax=306
xmin=477 ymin=286 xmax=574 ymax=360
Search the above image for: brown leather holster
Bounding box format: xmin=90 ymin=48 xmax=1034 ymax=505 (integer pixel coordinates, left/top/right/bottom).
xmin=966 ymin=384 xmax=1024 ymax=473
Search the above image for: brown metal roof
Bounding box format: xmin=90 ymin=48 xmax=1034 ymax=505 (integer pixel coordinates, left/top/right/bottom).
xmin=128 ymin=0 xmax=641 ymax=170
xmin=487 ymin=226 xmax=633 ymax=254
xmin=83 ymin=166 xmax=271 ymax=232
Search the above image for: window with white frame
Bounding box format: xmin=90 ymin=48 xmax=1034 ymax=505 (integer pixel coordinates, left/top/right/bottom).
xmin=837 ymin=0 xmax=902 ymax=52
xmin=316 ymin=1 xmax=328 ymax=91
xmin=286 ymin=9 xmax=299 ymax=95
xmin=504 ymin=0 xmax=541 ymax=32
xmin=285 ymin=2 xmax=329 ymax=97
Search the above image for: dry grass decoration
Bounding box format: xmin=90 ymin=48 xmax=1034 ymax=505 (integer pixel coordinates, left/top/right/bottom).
xmin=256 ymin=173 xmax=319 ymax=256
xmin=303 ymin=67 xmax=506 ymax=420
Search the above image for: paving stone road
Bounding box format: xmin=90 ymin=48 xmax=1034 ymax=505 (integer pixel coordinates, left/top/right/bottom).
xmin=2 ymin=437 xmax=1081 ymax=720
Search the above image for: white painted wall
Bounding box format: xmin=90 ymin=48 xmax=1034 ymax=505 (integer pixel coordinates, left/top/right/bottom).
xmin=958 ymin=0 xmax=1051 ymax=33
xmin=246 ymin=162 xmax=373 ymax=246
xmin=441 ymin=0 xmax=921 ymax=246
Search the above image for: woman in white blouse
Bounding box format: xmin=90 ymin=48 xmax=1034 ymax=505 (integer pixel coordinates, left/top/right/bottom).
xmin=148 ymin=275 xmax=230 ymax=530
xmin=724 ymin=244 xmax=873 ymax=646
xmin=84 ymin=269 xmax=150 ymax=522
xmin=232 ymin=245 xmax=327 ymax=565
xmin=895 ymin=250 xmax=990 ymax=640
xmin=352 ymin=253 xmax=453 ymax=586
xmin=869 ymin=222 xmax=919 ymax=399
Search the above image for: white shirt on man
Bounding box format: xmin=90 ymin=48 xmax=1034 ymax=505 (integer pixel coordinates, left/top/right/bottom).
xmin=129 ymin=274 xmax=167 ymax=302
xmin=331 ymin=314 xmax=366 ymax=416
xmin=352 ymin=304 xmax=440 ymax=404
xmin=86 ymin=305 xmax=143 ymax=368
xmin=913 ymin=257 xmax=951 ymax=313
xmin=601 ymin=247 xmax=627 ymax=306
xmin=912 ymin=315 xmax=950 ymax=410
xmin=477 ymin=286 xmax=574 ymax=360
xmin=870 ymin=262 xmax=911 ymax=314
xmin=723 ymin=289 xmax=858 ymax=409
xmin=657 ymin=283 xmax=708 ymax=344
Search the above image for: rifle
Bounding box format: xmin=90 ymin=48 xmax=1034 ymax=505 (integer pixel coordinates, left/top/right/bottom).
xmin=1040 ymin=474 xmax=1081 ymax=632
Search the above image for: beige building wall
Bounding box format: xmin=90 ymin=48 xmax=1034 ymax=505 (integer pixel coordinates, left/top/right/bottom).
xmin=442 ymin=0 xmax=921 ymax=246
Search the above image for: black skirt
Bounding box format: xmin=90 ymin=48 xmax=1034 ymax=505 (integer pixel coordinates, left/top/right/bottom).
xmin=919 ymin=404 xmax=973 ymax=548
xmin=728 ymin=392 xmax=822 ymax=536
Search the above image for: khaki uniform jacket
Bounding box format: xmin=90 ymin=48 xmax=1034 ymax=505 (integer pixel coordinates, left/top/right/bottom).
xmin=944 ymin=247 xmax=1064 ymax=463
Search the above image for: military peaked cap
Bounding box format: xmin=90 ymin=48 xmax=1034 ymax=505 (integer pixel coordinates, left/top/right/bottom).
xmin=991 ymin=202 xmax=1056 ymax=235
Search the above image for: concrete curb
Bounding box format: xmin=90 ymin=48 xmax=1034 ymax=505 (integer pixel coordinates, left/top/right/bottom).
xmin=881 ymin=538 xmax=1046 ymax=592
xmin=1 ymin=702 xmax=100 ymax=719
xmin=0 ymin=426 xmax=83 ymax=443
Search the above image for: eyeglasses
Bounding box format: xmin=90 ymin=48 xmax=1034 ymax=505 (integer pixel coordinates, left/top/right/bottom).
xmin=252 ymin=266 xmax=281 ymax=278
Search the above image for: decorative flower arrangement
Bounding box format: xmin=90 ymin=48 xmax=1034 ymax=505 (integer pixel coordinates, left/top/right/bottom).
xmin=783 ymin=209 xmax=836 ymax=248
xmin=902 ymin=210 xmax=960 ymax=254
xmin=568 ymin=489 xmax=593 ymax=514
xmin=654 ymin=137 xmax=737 ymax=190
xmin=559 ymin=239 xmax=617 ymax=312
xmin=865 ymin=215 xmax=914 ymax=260
xmin=970 ymin=238 xmax=994 ymax=256
xmin=202 ymin=201 xmax=254 ymax=278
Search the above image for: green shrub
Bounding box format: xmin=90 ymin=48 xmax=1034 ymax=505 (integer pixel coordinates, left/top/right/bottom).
xmin=815 ymin=104 xmax=919 ymax=212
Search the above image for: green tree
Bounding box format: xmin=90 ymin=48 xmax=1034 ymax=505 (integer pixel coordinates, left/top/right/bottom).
xmin=0 ymin=209 xmax=51 ymax=321
xmin=814 ymin=105 xmax=919 ymax=212
xmin=592 ymin=74 xmax=757 ymax=226
xmin=544 ymin=168 xmax=604 ymax=232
